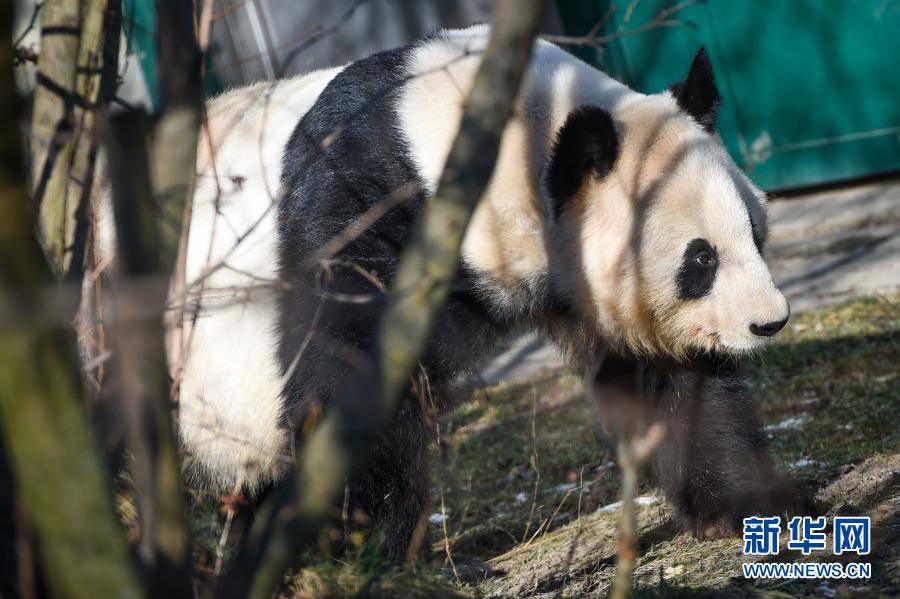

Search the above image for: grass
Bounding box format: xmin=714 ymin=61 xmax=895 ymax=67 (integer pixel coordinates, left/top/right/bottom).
xmin=752 ymin=295 xmax=900 ymax=472
xmin=182 ymin=294 xmax=900 ymax=597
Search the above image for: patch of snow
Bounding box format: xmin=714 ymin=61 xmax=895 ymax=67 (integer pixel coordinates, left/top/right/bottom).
xmin=663 ymin=564 xmax=684 ymax=577
xmin=790 ymin=458 xmax=823 ymax=470
xmin=818 ymin=581 xmax=836 ymax=598
xmin=765 ymin=414 xmax=811 ymax=432
xmin=515 ymin=492 xmax=529 ymax=504
xmin=547 ymin=481 xmax=594 ymax=496
xmin=595 ymin=501 xmax=622 ymax=514
xmin=428 ymin=513 xmax=448 ymax=524
xmin=594 ymin=495 xmax=659 ymax=514
xmin=550 ymin=482 xmax=577 ymax=494
xmin=798 ymin=393 xmax=819 ymax=406
xmin=636 ymin=495 xmax=660 ymax=507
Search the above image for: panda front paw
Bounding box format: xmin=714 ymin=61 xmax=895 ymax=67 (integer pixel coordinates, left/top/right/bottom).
xmin=691 ymin=517 xmax=739 ymax=541
xmin=762 ymin=477 xmax=818 ymax=521
xmin=686 ymin=477 xmax=816 ymax=542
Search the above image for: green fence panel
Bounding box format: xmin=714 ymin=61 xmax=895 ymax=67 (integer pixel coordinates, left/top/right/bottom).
xmin=121 ymin=0 xmax=222 ymax=110
xmin=123 ymin=0 xmax=158 ymax=108
xmin=557 ymin=0 xmax=900 ymax=191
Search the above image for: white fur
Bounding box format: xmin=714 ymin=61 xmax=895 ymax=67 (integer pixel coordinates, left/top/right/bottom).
xmin=177 ymin=68 xmax=343 ymax=491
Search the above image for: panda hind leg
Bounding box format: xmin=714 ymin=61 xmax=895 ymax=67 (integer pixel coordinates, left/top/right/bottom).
xmin=347 ymin=400 xmax=432 ymax=559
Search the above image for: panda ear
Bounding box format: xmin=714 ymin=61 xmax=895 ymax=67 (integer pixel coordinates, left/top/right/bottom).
xmin=544 ymin=106 xmax=619 ymax=220
xmin=669 ymin=47 xmax=721 ymax=133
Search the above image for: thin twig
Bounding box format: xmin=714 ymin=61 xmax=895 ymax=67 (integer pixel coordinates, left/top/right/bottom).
xmin=542 ymin=0 xmax=698 ymax=48
xmin=419 ymin=367 xmax=460 ymax=586
xmin=521 ymin=384 xmax=541 ymax=542
xmin=214 ymin=476 xmax=244 ymax=576
xmin=439 ymin=488 xmax=460 ymax=586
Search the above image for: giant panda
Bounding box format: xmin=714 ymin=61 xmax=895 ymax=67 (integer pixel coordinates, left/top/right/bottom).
xmin=176 ymin=24 xmax=799 ymax=555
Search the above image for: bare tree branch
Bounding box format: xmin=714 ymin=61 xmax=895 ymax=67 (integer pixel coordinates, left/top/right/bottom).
xmin=372 ymin=0 xmax=547 ymax=415
xmin=542 ymin=0 xmax=698 ymax=48
xmin=29 ymin=0 xmax=79 ymax=276
xmin=610 ymin=423 xmax=664 ymax=599
xmin=75 ymin=0 xmax=121 ymax=396
xmin=588 ymin=355 xmax=667 ymax=599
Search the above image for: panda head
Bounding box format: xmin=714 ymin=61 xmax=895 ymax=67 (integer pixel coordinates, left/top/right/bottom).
xmin=543 ymin=48 xmax=789 ymax=358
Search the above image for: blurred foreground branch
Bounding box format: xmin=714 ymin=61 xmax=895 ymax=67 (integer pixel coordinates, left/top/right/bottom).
xmin=610 ymin=424 xmax=665 ymax=599
xmin=588 ymin=356 xmax=666 ymax=599
xmin=96 ymin=1 xmax=204 ymax=596
xmin=0 ymin=4 xmax=143 ymax=596
xmin=101 ymin=110 xmax=192 ymax=598
xmin=155 ymin=0 xmax=205 ymax=385
xmin=220 ymin=1 xmax=549 ymax=597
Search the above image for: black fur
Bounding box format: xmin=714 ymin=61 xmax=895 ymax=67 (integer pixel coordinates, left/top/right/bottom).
xmin=276 ymin=41 xmax=522 ymax=555
xmin=669 ymin=47 xmax=721 ymax=133
xmin=544 ymin=106 xmax=619 ymax=219
xmin=677 ymin=238 xmax=718 ymax=300
xmin=591 ymin=353 xmax=810 ymax=537
xmin=752 ymin=229 xmax=764 ymax=252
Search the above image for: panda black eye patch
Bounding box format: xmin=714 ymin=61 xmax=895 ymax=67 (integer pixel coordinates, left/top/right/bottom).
xmin=677 ymin=238 xmax=718 ymax=300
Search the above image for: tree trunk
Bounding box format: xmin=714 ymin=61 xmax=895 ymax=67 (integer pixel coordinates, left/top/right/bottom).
xmin=30 ymin=0 xmax=111 ymax=279
xmin=1 ymin=3 xmax=143 ymax=596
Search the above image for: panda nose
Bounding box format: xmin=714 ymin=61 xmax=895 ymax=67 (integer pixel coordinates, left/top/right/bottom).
xmin=750 ymin=317 xmax=788 ymax=337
